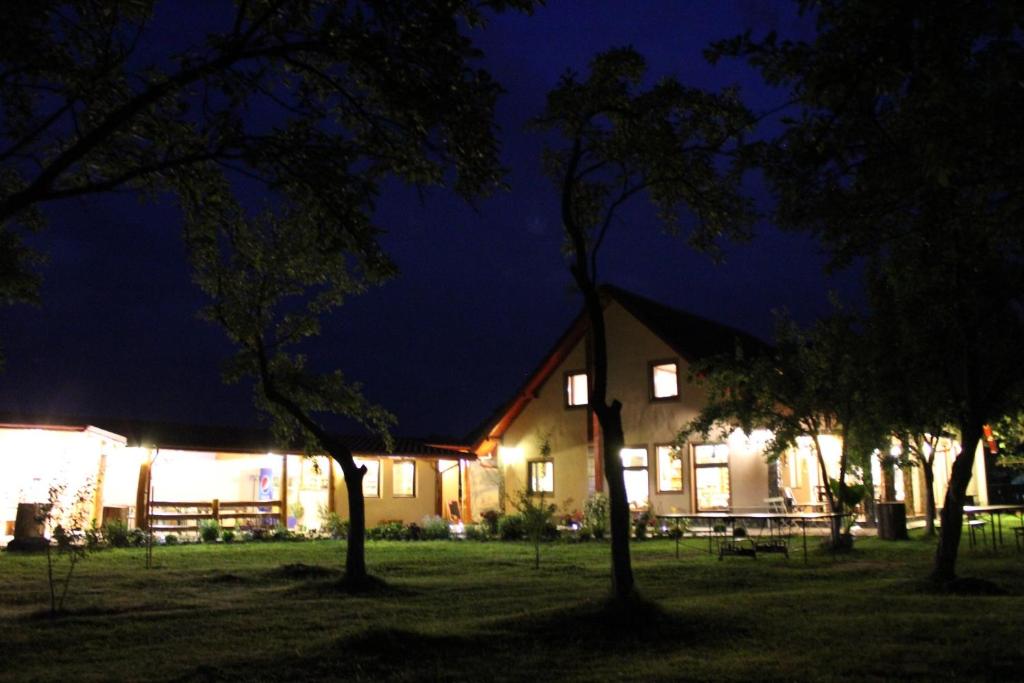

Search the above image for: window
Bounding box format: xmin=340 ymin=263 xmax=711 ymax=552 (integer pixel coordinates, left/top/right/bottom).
xmin=620 ymin=447 xmax=649 ymax=509
xmin=392 ymin=460 xmax=415 ymax=497
xmin=650 ymin=361 xmax=679 ymax=400
xmin=565 ymin=371 xmax=588 ymax=407
xmin=693 ymin=444 xmax=730 ymax=511
xmin=656 ymin=445 xmax=683 ymax=492
xmin=354 ymin=458 xmax=380 ymax=498
xmin=528 ymin=460 xmax=554 ymax=494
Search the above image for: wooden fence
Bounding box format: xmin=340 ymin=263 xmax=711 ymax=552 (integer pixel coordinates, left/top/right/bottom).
xmin=147 ymin=499 xmax=284 ymax=533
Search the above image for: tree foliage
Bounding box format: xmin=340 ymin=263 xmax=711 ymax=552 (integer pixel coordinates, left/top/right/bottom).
xmin=712 ymin=0 xmax=1024 ymax=581
xmin=536 ymin=47 xmax=753 ymax=597
xmin=681 ymin=309 xmax=884 ymax=545
xmin=0 ymin=0 xmax=535 ymax=361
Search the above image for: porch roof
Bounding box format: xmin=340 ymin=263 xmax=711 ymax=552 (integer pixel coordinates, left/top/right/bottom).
xmin=0 ymin=414 xmax=473 ymax=459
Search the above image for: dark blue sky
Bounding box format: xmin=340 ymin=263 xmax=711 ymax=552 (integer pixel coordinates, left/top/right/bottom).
xmin=0 ymin=1 xmax=859 ymax=440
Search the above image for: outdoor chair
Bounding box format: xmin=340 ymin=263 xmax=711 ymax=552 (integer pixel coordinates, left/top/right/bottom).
xmin=1014 ymin=526 xmax=1023 ymax=553
xmin=967 ymin=515 xmax=988 ymax=549
xmin=718 ymin=526 xmax=757 ymax=560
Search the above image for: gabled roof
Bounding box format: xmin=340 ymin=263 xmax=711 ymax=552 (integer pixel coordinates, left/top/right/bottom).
xmin=0 ymin=414 xmax=471 ymax=459
xmin=603 ymin=285 xmax=768 ymax=363
xmin=470 ymin=285 xmax=768 ymax=455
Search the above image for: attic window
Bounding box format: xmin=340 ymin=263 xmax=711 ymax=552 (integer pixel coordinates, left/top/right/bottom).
xmin=650 ymin=361 xmax=679 ymax=400
xmin=565 ymin=371 xmax=588 ymax=408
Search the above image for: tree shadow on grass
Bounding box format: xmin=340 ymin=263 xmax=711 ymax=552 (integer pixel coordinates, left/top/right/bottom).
xmin=179 ymin=595 xmax=746 ymax=681
xmin=266 ymin=564 xmax=416 ymax=599
xmin=494 ymin=592 xmax=749 ymax=651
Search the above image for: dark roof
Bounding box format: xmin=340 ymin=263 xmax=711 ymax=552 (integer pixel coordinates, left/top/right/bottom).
xmin=469 ymin=285 xmax=769 ymax=452
xmin=601 ymin=285 xmax=769 ymax=362
xmin=0 ymin=413 xmax=470 ymax=459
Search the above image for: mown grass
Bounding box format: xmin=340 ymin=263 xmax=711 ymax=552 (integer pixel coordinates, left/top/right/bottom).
xmin=1 ymin=530 xmax=1021 ymax=682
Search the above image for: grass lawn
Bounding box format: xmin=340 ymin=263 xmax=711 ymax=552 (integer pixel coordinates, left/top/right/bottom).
xmin=1 ymin=530 xmax=1022 ymax=682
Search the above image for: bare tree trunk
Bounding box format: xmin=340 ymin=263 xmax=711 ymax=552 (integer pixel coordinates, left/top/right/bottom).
xmin=930 ymin=421 xmax=982 ymax=583
xmin=812 ymin=434 xmax=842 ymax=547
xmin=338 ymin=460 xmax=368 ymax=580
xmin=922 ymin=456 xmax=937 ymax=537
xmin=595 ymin=402 xmax=634 ymax=597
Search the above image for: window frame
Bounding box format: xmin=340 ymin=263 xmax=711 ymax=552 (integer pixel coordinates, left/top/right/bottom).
xmin=527 ymin=459 xmax=555 ymax=494
xmin=391 ymin=459 xmax=416 ymax=498
xmin=564 ymin=369 xmax=589 ymax=409
xmin=655 ymin=443 xmax=685 ymax=493
xmin=355 ymin=457 xmax=381 ymax=498
xmin=620 ymin=445 xmax=650 ymax=510
xmin=692 ymin=443 xmax=731 ymax=512
xmin=648 ymin=359 xmax=681 ymax=402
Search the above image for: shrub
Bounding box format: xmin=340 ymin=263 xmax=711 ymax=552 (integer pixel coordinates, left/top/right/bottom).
xmin=464 ymin=523 xmax=489 ymax=541
xmin=164 ymin=534 xmax=179 ymax=545
xmin=104 ymin=518 xmax=131 ymax=548
xmin=369 ymin=521 xmax=406 ymax=541
xmin=480 ymin=509 xmax=501 ymax=536
xmin=272 ymin=524 xmax=292 ymax=541
xmin=38 ymin=481 xmax=95 ymax=616
xmin=420 ymin=516 xmax=450 ymax=540
xmin=319 ymin=510 xmax=349 ymax=539
xmin=497 ymin=513 xmax=525 ymax=541
xmin=221 ymin=529 xmax=236 ymax=543
xmin=633 ymin=510 xmax=652 ymax=540
xmin=583 ymin=493 xmax=609 ymax=539
xmin=86 ymin=519 xmax=102 ymax=549
xmin=199 ymin=519 xmax=221 ymax=543
xmin=129 ymin=528 xmax=148 ymax=547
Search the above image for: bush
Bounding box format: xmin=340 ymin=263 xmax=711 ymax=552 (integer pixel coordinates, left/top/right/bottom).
xmin=368 ymin=521 xmax=406 ymax=541
xmin=583 ymin=493 xmax=609 ymax=540
xmin=420 ymin=516 xmax=451 ymax=540
xmin=272 ymin=524 xmax=293 ymax=541
xmin=320 ymin=511 xmax=349 ymax=539
xmin=480 ymin=509 xmax=501 ymax=536
xmin=199 ymin=519 xmax=221 ymax=543
xmin=164 ymin=534 xmax=179 ymax=545
xmin=497 ymin=514 xmax=525 ymax=540
xmin=633 ymin=510 xmax=652 ymax=540
xmin=104 ymin=518 xmax=131 ymax=548
xmin=129 ymin=529 xmax=148 ymax=547
xmin=464 ymin=523 xmax=489 ymax=541
xmin=221 ymin=529 xmax=236 ymax=543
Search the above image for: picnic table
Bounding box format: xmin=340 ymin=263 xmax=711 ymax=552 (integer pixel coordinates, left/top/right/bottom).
xmin=656 ymin=511 xmax=846 ymax=563
xmin=961 ymin=504 xmax=1024 ymax=552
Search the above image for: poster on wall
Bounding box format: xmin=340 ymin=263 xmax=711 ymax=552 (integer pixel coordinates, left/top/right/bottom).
xmin=258 ymin=467 xmax=273 ymax=512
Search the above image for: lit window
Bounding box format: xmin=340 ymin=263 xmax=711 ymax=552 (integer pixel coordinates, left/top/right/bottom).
xmin=565 ymin=371 xmax=588 ymax=407
xmin=693 ymin=444 xmax=730 ymax=511
xmin=620 ymin=447 xmax=649 ymax=509
xmin=528 ymin=460 xmax=554 ymax=494
xmin=656 ymin=445 xmax=683 ymax=492
xmin=392 ymin=460 xmax=415 ymax=497
xmin=650 ymin=361 xmax=679 ymax=399
xmin=354 ymin=458 xmax=380 ymax=498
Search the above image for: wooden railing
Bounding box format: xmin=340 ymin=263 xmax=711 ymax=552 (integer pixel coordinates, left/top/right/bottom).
xmin=147 ymin=499 xmax=284 ymax=533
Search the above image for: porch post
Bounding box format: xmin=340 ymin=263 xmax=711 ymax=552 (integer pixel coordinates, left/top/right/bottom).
xmin=135 ymin=458 xmax=151 ymax=530
xmin=328 ymin=457 xmax=336 ymax=513
xmin=280 ymin=453 xmax=288 ymax=527
xmin=463 ymin=459 xmax=472 ymax=522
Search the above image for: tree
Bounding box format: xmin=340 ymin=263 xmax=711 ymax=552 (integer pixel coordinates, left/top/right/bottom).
xmin=867 ymin=284 xmax=959 ymax=537
xmin=682 ymin=311 xmax=884 ymax=548
xmin=190 ymin=210 xmax=394 ymax=583
xmin=1 ymin=0 xmax=537 ymax=583
xmin=535 ymin=48 xmax=754 ymax=598
xmin=711 ymin=0 xmax=1024 ymax=582
xmin=0 ymin=0 xmax=533 ymax=357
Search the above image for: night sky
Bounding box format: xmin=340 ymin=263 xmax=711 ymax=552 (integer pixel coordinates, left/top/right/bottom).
xmin=0 ymin=2 xmax=860 ymax=441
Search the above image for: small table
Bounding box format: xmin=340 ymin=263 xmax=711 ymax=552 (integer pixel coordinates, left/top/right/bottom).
xmin=961 ymin=504 xmax=1024 ymax=552
xmin=656 ymin=511 xmax=846 ymax=563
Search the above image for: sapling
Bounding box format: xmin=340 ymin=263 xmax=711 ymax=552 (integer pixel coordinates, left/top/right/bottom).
xmin=36 ymin=480 xmax=94 ymax=617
